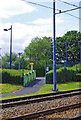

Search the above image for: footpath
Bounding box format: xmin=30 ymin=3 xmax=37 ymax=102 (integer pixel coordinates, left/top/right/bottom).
xmin=1 ymin=77 xmax=45 ymax=97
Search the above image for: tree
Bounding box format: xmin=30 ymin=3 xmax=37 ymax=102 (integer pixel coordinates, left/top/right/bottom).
xmin=24 ymin=37 xmax=53 ymax=76
xmin=56 ymin=31 xmax=81 ymax=65
xmin=2 ymin=53 xmax=10 ymax=68
xmin=24 ymin=31 xmax=81 ymax=76
xmin=2 ymin=53 xmax=18 ymax=69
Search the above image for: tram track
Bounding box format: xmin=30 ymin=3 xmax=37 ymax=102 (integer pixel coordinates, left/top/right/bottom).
xmin=2 ymin=89 xmax=81 ymax=103
xmin=1 ymin=89 xmax=81 ymax=109
xmin=2 ymin=102 xmax=81 ymax=120
xmin=1 ymin=89 xmax=81 ymax=120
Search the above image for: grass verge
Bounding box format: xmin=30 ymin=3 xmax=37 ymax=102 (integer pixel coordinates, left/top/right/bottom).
xmin=0 ymin=83 xmax=23 ymax=94
xmin=1 ymin=82 xmax=81 ymax=100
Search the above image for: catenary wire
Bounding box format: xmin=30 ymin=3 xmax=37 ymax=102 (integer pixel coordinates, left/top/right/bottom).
xmin=22 ymin=0 xmax=53 ymax=10
xmin=66 ymin=13 xmax=81 ymax=20
xmin=55 ymin=7 xmax=81 ymax=15
xmin=57 ymin=0 xmax=78 ymax=7
xmin=21 ymin=0 xmax=81 ymax=20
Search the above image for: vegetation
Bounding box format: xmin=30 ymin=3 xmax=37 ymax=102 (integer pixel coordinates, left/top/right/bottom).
xmin=24 ymin=37 xmax=52 ymax=76
xmin=0 ymin=69 xmax=36 ymax=94
xmin=1 ymin=82 xmax=81 ymax=100
xmin=2 ymin=53 xmax=28 ymax=69
xmin=46 ymin=64 xmax=81 ymax=84
xmin=1 ymin=31 xmax=81 ymax=76
xmin=0 ymin=83 xmax=23 ymax=94
xmin=2 ymin=53 xmax=18 ymax=69
xmin=1 ymin=69 xmax=31 ymax=85
xmin=56 ymin=31 xmax=81 ymax=64
xmin=36 ymin=82 xmax=81 ymax=93
xmin=1 ymin=30 xmax=81 ymax=100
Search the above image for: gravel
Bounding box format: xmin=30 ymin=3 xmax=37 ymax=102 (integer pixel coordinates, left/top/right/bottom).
xmin=0 ymin=95 xmax=81 ymax=119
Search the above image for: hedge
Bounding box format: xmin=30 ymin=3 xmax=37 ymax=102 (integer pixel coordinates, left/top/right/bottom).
xmin=46 ymin=66 xmax=81 ymax=84
xmin=75 ymin=73 xmax=81 ymax=81
xmin=35 ymin=67 xmax=45 ymax=77
xmin=1 ymin=69 xmax=30 ymax=85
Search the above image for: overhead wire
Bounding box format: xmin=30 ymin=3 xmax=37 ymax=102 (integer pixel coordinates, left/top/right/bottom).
xmin=21 ymin=0 xmax=81 ymax=20
xmin=55 ymin=7 xmax=81 ymax=15
xmin=22 ymin=0 xmax=53 ymax=9
xmin=56 ymin=0 xmax=81 ymax=20
xmin=66 ymin=12 xmax=81 ymax=20
xmin=57 ymin=0 xmax=78 ymax=7
xmin=56 ymin=0 xmax=81 ymax=19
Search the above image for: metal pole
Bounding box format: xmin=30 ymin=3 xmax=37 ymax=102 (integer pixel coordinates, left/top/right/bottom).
xmin=18 ymin=55 xmax=20 ymax=70
xmin=45 ymin=61 xmax=47 ymax=83
xmin=66 ymin=41 xmax=68 ymax=67
xmin=10 ymin=25 xmax=12 ymax=69
xmin=22 ymin=58 xmax=24 ymax=84
xmin=80 ymin=44 xmax=81 ymax=63
xmin=53 ymin=0 xmax=57 ymax=91
xmin=18 ymin=53 xmax=22 ymax=70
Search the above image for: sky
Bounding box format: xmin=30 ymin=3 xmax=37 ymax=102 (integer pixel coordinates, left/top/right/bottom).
xmin=0 ymin=0 xmax=81 ymax=55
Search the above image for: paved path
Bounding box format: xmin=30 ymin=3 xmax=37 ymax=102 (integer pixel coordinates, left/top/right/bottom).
xmin=1 ymin=77 xmax=45 ymax=97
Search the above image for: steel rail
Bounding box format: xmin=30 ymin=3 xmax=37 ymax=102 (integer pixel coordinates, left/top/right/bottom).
xmin=3 ymin=102 xmax=81 ymax=120
xmin=1 ymin=89 xmax=81 ymax=109
xmin=1 ymin=89 xmax=81 ymax=103
xmin=69 ymin=116 xmax=81 ymax=120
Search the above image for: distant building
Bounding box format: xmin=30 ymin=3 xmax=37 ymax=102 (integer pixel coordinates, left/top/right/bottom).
xmin=79 ymin=1 xmax=81 ymax=33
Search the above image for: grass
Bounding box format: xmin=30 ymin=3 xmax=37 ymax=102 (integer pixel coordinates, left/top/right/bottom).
xmin=0 ymin=83 xmax=23 ymax=94
xmin=1 ymin=81 xmax=81 ymax=100
xmin=36 ymin=82 xmax=81 ymax=93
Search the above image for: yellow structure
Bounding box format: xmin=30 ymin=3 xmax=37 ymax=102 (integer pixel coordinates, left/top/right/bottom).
xmin=30 ymin=62 xmax=34 ymax=70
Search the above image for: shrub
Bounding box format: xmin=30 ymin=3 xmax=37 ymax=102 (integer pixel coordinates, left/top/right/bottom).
xmin=1 ymin=69 xmax=30 ymax=85
xmin=75 ymin=73 xmax=81 ymax=81
xmin=78 ymin=64 xmax=81 ymax=72
xmin=46 ymin=67 xmax=76 ymax=84
xmin=35 ymin=67 xmax=45 ymax=77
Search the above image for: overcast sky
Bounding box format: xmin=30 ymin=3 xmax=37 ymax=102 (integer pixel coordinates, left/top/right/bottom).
xmin=0 ymin=0 xmax=81 ymax=55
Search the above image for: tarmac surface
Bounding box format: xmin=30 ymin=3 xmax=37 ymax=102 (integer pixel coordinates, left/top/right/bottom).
xmin=1 ymin=77 xmax=45 ymax=97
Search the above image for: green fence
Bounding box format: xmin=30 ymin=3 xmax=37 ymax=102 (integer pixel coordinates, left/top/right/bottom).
xmin=23 ymin=70 xmax=36 ymax=87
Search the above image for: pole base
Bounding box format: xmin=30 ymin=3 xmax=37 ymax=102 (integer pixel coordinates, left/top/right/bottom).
xmin=52 ymin=88 xmax=58 ymax=92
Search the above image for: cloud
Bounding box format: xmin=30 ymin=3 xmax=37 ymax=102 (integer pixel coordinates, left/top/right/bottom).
xmin=33 ymin=18 xmax=52 ymax=25
xmin=24 ymin=0 xmax=80 ymax=3
xmin=33 ymin=16 xmax=63 ymax=25
xmin=0 ymin=16 xmax=64 ymax=55
xmin=0 ymin=0 xmax=36 ymax=19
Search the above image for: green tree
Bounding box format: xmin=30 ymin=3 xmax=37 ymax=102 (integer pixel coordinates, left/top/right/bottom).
xmin=2 ymin=53 xmax=18 ymax=69
xmin=24 ymin=37 xmax=52 ymax=76
xmin=24 ymin=30 xmax=81 ymax=76
xmin=56 ymin=31 xmax=81 ymax=65
xmin=2 ymin=53 xmax=10 ymax=68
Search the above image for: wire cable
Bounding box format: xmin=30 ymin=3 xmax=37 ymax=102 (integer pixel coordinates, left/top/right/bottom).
xmin=57 ymin=0 xmax=78 ymax=8
xmin=66 ymin=13 xmax=81 ymax=20
xmin=21 ymin=0 xmax=81 ymax=20
xmin=22 ymin=0 xmax=52 ymax=9
xmin=55 ymin=7 xmax=81 ymax=14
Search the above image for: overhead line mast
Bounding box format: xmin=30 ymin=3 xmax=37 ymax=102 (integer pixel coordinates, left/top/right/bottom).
xmin=53 ymin=0 xmax=57 ymax=91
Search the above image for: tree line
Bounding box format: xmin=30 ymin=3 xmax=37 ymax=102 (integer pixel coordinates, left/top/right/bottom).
xmin=1 ymin=30 xmax=81 ymax=76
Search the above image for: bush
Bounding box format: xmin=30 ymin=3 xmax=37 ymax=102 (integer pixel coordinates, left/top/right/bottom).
xmin=46 ymin=67 xmax=76 ymax=84
xmin=75 ymin=73 xmax=81 ymax=81
xmin=78 ymin=64 xmax=81 ymax=72
xmin=1 ymin=69 xmax=30 ymax=85
xmin=35 ymin=67 xmax=45 ymax=77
